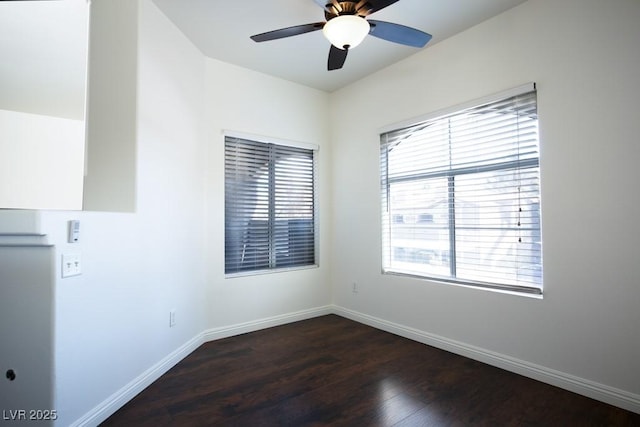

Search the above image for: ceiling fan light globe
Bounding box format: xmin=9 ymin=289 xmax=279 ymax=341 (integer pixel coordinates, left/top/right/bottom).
xmin=323 ymin=15 xmax=370 ymax=50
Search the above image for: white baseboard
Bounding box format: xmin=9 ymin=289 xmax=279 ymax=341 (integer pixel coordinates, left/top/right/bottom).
xmin=71 ymin=304 xmax=639 ymax=426
xmin=69 ymin=334 xmax=204 ymax=427
xmin=201 ymin=305 xmax=333 ymax=342
xmin=332 ymin=305 xmax=640 ymax=415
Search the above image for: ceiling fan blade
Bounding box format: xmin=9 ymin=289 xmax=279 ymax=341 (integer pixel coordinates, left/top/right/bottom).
xmin=251 ymin=22 xmax=325 ymax=42
xmin=368 ymin=20 xmax=432 ymax=48
xmin=328 ymin=45 xmax=348 ymax=70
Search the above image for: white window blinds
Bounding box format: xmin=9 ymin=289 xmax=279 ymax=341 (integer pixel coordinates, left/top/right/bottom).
xmin=380 ymin=86 xmax=542 ymax=295
xmin=225 ymin=136 xmax=316 ymax=275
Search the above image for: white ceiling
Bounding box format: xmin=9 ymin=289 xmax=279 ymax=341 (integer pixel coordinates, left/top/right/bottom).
xmin=0 ymin=0 xmax=528 ymax=120
xmin=152 ymin=0 xmax=528 ymax=92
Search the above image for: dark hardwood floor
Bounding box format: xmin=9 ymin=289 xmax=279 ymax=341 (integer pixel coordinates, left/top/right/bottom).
xmin=102 ymin=315 xmax=639 ymax=426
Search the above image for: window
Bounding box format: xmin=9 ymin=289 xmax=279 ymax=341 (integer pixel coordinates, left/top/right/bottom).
xmin=225 ymin=135 xmax=317 ymax=275
xmin=380 ymin=84 xmax=542 ymax=295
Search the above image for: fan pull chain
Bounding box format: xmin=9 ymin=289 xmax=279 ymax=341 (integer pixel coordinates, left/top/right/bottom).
xmin=517 ymin=186 xmax=522 ymax=243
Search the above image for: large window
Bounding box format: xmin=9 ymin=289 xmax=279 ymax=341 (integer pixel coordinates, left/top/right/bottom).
xmin=380 ymin=85 xmax=542 ymax=295
xmin=225 ymin=135 xmax=317 ymax=275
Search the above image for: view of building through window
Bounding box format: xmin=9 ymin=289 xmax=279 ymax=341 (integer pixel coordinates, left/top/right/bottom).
xmin=381 ymin=88 xmax=542 ymax=294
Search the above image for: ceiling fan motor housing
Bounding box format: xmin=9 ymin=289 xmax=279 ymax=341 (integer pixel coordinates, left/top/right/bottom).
xmin=324 ymin=1 xmax=370 ymax=21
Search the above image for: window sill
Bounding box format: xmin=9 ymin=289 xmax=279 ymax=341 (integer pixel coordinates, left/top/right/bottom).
xmin=225 ymin=264 xmax=319 ymax=279
xmin=382 ymin=268 xmax=543 ymax=299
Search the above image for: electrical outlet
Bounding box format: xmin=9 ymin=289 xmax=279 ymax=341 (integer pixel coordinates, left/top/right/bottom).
xmin=169 ymin=310 xmax=176 ymax=327
xmin=352 ymin=282 xmax=358 ymax=293
xmin=62 ymin=253 xmax=81 ymax=278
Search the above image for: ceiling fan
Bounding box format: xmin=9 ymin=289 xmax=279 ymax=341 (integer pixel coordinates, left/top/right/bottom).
xmin=250 ymin=0 xmax=432 ymax=71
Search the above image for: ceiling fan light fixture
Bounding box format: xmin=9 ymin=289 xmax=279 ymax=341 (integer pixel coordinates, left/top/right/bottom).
xmin=322 ymin=15 xmax=370 ymax=50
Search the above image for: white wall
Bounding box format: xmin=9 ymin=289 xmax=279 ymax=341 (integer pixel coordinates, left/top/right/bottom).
xmin=38 ymin=1 xmax=208 ymax=425
xmin=0 ymin=110 xmax=84 ymax=210
xmin=83 ymin=0 xmax=138 ymax=212
xmin=204 ymin=59 xmax=332 ymax=328
xmin=330 ymin=0 xmax=640 ymax=409
xmin=29 ymin=1 xmax=332 ymax=424
xmin=0 ymin=0 xmax=88 ymax=212
xmin=0 ymin=0 xmax=88 ymax=121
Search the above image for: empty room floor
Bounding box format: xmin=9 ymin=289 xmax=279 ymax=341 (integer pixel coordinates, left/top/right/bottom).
xmin=102 ymin=315 xmax=640 ymax=426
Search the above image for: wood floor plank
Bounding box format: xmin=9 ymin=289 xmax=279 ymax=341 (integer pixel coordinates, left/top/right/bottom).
xmin=101 ymin=315 xmax=640 ymax=426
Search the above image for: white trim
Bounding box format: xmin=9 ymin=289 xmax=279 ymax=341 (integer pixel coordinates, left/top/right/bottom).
xmin=382 ymin=269 xmax=543 ymax=299
xmin=379 ymin=82 xmax=536 ymax=135
xmin=68 ymin=334 xmax=204 ymax=427
xmin=223 ymin=129 xmax=319 ymax=151
xmin=202 ymin=306 xmax=333 ymax=342
xmin=69 ymin=303 xmax=639 ymax=426
xmin=225 ymin=264 xmax=319 ymax=279
xmin=332 ymin=305 xmax=640 ymax=415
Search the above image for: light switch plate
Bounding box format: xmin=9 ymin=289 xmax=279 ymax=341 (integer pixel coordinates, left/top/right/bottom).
xmin=62 ymin=253 xmax=81 ymax=278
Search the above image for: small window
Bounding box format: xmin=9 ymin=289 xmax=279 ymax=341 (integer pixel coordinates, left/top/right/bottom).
xmin=225 ymin=135 xmax=317 ymax=275
xmin=380 ymin=85 xmax=542 ymax=295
